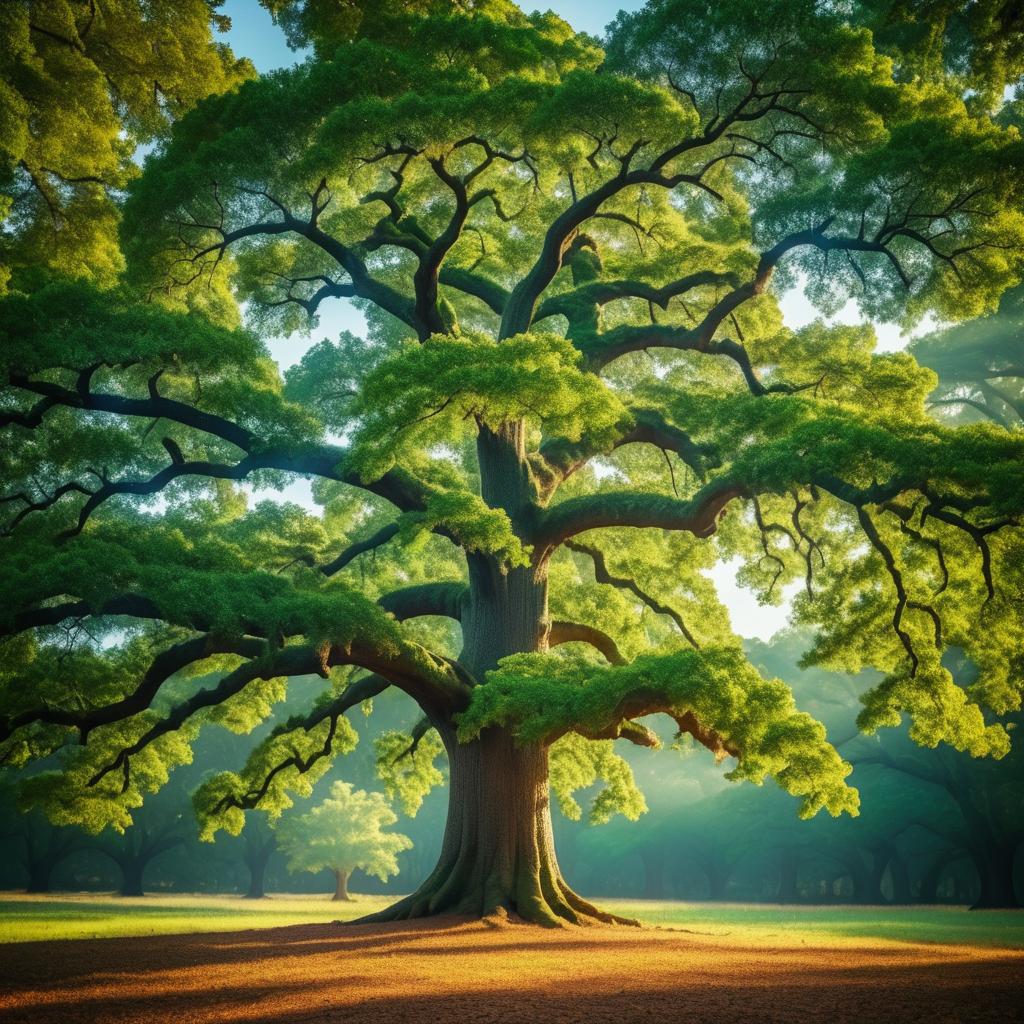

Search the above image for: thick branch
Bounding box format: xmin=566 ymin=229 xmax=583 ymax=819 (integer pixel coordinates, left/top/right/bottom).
xmin=535 ymin=479 xmax=746 ymax=556
xmin=378 ymin=583 xmax=467 ymax=622
xmin=548 ymin=620 xmax=626 ymax=665
xmin=90 ymin=637 xmax=473 ymax=790
xmin=539 ymin=407 xmax=713 ymax=489
xmin=534 ymin=270 xmax=742 ymax=325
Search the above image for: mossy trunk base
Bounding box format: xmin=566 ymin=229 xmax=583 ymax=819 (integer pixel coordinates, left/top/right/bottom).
xmin=355 ymin=730 xmax=636 ymax=928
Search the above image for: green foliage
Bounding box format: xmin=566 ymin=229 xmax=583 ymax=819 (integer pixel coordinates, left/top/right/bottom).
xmin=459 ymin=647 xmax=859 ymax=819
xmin=5 ymin=0 xmax=1024 ymax=876
xmin=348 ymin=332 xmax=628 ymax=482
xmin=19 ymin=718 xmax=196 ymax=835
xmin=373 ymin=729 xmax=446 ymax=817
xmin=549 ymin=733 xmax=648 ymax=825
xmin=0 ymin=0 xmax=251 ymax=289
xmin=275 ymin=781 xmax=412 ymax=881
xmin=193 ymin=710 xmax=359 ymax=841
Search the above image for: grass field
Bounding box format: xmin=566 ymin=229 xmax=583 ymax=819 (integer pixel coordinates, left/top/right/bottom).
xmin=0 ymin=891 xmax=1021 ymax=947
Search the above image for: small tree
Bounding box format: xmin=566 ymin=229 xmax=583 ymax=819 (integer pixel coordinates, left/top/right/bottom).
xmin=276 ymin=783 xmax=412 ymax=901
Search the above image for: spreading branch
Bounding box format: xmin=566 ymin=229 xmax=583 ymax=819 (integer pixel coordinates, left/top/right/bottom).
xmin=565 ymin=540 xmax=699 ymax=648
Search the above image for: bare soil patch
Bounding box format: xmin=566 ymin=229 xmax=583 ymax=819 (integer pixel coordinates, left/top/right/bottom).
xmin=0 ymin=915 xmax=1021 ymax=1024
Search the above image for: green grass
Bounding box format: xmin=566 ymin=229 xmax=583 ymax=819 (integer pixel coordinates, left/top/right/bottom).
xmin=0 ymin=892 xmax=395 ymax=943
xmin=0 ymin=892 xmax=1021 ymax=948
xmin=603 ymin=898 xmax=1024 ymax=948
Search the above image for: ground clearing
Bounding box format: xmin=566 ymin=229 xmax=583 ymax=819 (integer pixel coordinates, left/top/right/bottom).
xmin=0 ymin=896 xmax=1021 ymax=1024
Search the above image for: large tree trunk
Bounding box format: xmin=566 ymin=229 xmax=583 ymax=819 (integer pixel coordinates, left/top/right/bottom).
xmin=358 ymin=421 xmax=635 ymax=927
xmin=358 ymin=727 xmax=634 ymax=927
xmin=332 ymin=869 xmax=352 ymax=902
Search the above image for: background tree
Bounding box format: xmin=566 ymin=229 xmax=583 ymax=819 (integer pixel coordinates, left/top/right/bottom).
xmin=912 ymin=281 xmax=1024 ymax=427
xmin=240 ymin=814 xmax=278 ymax=900
xmin=2 ymin=0 xmax=1024 ymax=927
xmin=849 ymin=717 xmax=1024 ymax=908
xmin=97 ymin=802 xmax=187 ymax=897
xmin=276 ymin=781 xmax=412 ymax=901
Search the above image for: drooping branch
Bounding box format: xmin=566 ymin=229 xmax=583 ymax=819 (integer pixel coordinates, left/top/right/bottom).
xmin=548 ymin=620 xmax=626 ymax=665
xmin=212 ymin=673 xmax=392 ymax=815
xmin=855 ymin=506 xmax=942 ymax=675
xmin=565 ymin=540 xmax=699 ymax=648
xmin=90 ymin=636 xmax=474 ymax=790
xmin=0 ymin=634 xmax=265 ymax=745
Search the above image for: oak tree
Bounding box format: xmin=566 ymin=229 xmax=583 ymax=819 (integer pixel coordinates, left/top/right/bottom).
xmin=3 ymin=0 xmax=1024 ymax=925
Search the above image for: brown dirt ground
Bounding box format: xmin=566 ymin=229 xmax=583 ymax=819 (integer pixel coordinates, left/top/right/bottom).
xmin=0 ymin=915 xmax=1022 ymax=1024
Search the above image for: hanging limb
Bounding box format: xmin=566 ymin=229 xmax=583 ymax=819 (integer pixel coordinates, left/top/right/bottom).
xmin=87 ymin=635 xmax=474 ymax=792
xmin=0 ymin=634 xmax=265 ymax=745
xmin=879 ymin=500 xmax=950 ymax=595
xmin=214 ymin=674 xmax=393 ymax=814
xmin=564 ymin=540 xmax=699 ymax=649
xmin=919 ymin=497 xmax=1014 ymax=603
xmin=752 ymin=496 xmax=797 ymax=598
xmin=856 ymin=507 xmax=942 ymax=676
xmin=790 ymin=488 xmax=826 ymax=596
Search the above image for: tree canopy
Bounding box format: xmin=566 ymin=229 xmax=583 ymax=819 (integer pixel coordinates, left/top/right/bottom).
xmin=0 ymin=0 xmax=254 ymax=292
xmin=2 ymin=0 xmax=1024 ymax=924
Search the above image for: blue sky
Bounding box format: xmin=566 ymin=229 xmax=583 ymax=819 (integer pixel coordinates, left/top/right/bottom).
xmin=213 ymin=0 xmax=918 ymax=639
xmin=220 ymin=0 xmax=641 ymax=66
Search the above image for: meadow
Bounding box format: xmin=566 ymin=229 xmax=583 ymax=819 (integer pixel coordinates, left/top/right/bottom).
xmin=1 ymin=892 xmax=1021 ymax=948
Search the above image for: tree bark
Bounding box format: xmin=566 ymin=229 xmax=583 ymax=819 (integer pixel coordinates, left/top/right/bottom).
xmin=333 ymin=869 xmax=352 ymax=902
xmin=357 ymin=726 xmax=635 ymax=926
